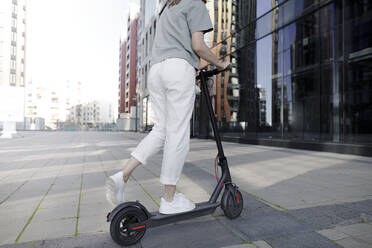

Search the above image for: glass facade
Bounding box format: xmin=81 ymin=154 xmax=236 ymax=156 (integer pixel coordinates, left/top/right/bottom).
xmin=195 ymin=0 xmax=372 ymax=145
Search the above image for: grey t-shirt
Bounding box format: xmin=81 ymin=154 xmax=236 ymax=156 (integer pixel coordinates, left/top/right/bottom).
xmin=151 ymin=0 xmax=213 ymax=69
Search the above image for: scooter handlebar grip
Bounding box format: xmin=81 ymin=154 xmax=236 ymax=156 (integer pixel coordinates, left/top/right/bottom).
xmin=196 ymin=63 xmax=232 ymax=80
xmin=225 ymin=64 xmax=232 ymax=71
xmin=213 ymin=63 xmax=232 ymax=75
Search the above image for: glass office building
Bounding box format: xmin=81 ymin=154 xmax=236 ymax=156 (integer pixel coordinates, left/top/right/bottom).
xmin=194 ymin=0 xmax=372 ymax=153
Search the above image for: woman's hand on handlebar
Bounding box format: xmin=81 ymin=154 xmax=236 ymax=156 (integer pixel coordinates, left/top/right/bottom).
xmin=216 ymin=61 xmax=231 ymax=71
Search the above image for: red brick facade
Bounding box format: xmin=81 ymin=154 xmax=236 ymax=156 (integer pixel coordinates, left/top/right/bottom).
xmin=118 ymin=15 xmax=139 ymax=115
xmin=119 ymin=41 xmax=126 ymax=114
xmin=128 ymin=17 xmax=138 ymax=112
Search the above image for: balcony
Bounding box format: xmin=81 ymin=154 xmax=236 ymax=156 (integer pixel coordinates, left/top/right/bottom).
xmin=229 ymin=71 xmax=239 ymax=78
xmin=230 ymin=105 xmax=239 ymax=112
xmin=227 ymin=84 xmax=240 ymax=90
xmin=227 ymin=95 xmax=240 ymax=101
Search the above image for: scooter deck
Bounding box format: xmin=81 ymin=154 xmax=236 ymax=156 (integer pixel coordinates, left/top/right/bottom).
xmin=148 ymin=201 xmax=220 ymax=228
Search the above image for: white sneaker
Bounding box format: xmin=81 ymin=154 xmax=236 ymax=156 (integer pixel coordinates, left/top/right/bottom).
xmin=159 ymin=193 xmax=195 ymax=214
xmin=105 ymin=171 xmax=126 ymax=206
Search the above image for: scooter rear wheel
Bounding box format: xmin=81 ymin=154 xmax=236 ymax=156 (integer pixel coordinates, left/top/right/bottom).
xmin=110 ymin=206 xmax=147 ymax=246
xmin=221 ymin=189 xmax=243 ymax=219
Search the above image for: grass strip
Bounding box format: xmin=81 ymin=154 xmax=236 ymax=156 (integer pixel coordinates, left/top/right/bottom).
xmin=74 ymin=151 xmax=86 ymax=236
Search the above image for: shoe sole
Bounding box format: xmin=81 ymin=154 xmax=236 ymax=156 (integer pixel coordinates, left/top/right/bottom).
xmin=105 ymin=177 xmax=118 ymax=206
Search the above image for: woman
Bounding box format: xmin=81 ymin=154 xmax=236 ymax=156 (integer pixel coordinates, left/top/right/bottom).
xmin=106 ymin=0 xmax=230 ymax=214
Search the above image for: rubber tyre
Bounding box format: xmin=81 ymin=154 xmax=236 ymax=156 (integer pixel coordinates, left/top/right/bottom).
xmin=110 ymin=206 xmax=147 ymax=246
xmin=222 ymin=189 xmax=243 ymax=219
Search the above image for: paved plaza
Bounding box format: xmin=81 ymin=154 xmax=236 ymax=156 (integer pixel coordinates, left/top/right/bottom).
xmin=0 ymin=131 xmax=371 ymax=248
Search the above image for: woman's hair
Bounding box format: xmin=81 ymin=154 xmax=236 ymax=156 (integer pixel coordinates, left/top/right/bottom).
xmin=168 ymin=0 xmax=207 ymax=8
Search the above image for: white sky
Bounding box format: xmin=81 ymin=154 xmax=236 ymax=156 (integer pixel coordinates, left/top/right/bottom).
xmin=26 ymin=0 xmax=140 ymax=115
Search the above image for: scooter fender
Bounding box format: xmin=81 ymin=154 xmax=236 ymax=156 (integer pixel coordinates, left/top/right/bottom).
xmin=221 ymin=185 xmax=237 ymax=210
xmin=107 ymin=201 xmax=150 ymax=222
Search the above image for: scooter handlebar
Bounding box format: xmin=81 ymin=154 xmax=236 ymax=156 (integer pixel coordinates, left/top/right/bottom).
xmin=196 ymin=64 xmax=232 ymax=80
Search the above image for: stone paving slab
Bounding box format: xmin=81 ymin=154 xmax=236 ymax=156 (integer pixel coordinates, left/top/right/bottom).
xmin=318 ymin=223 xmax=372 ymax=248
xmin=253 ymin=241 xmax=273 ymax=248
xmin=78 ymin=215 xmax=109 ymax=234
xmin=18 ymin=218 xmax=76 ymax=244
xmin=317 ymin=228 xmax=350 ymax=241
xmin=335 ymin=237 xmax=372 ymax=248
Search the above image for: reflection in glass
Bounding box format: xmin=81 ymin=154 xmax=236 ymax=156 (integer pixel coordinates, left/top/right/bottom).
xmin=196 ymin=0 xmax=371 ymax=145
xmin=256 ymin=34 xmax=281 ymax=138
xmin=344 ymin=59 xmax=372 ymax=144
xmin=256 ymin=0 xmax=274 ymax=19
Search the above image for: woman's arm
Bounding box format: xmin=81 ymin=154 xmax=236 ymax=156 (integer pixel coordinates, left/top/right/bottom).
xmin=192 ymin=31 xmax=230 ymax=70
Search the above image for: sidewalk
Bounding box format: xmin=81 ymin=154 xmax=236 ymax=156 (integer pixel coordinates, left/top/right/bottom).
xmin=0 ymin=131 xmax=371 ymax=248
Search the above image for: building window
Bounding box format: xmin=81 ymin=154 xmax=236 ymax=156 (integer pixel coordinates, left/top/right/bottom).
xmin=145 ymin=33 xmax=148 ymax=57
xmin=145 ymin=65 xmax=148 ymax=89
xmin=12 ymin=31 xmax=17 ymax=42
xmin=10 ymin=59 xmax=16 ymax=70
xmin=9 ymin=72 xmax=16 ymax=85
xmin=12 ymin=3 xmax=17 ymax=15
xmin=12 ymin=16 xmax=17 ymax=28
xmin=11 ymin=45 xmax=17 ymax=56
xmin=0 ymin=41 xmax=3 ymax=57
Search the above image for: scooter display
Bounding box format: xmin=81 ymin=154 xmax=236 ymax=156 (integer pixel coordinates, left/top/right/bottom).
xmin=106 ymin=65 xmax=243 ymax=246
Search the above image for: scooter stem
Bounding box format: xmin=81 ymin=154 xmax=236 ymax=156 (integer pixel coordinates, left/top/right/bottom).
xmin=199 ymin=71 xmax=226 ymax=159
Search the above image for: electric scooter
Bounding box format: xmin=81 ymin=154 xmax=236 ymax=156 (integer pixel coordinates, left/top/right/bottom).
xmin=106 ymin=65 xmax=243 ymax=246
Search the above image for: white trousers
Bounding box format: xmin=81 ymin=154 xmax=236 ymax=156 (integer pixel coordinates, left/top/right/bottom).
xmin=131 ymin=58 xmax=196 ymax=185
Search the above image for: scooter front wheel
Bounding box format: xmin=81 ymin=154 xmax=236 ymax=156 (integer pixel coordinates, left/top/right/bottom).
xmin=221 ymin=188 xmax=243 ymax=219
xmin=110 ymin=206 xmax=147 ymax=246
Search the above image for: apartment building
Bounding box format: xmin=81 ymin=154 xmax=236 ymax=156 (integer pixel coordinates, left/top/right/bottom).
xmin=117 ymin=12 xmax=140 ymax=131
xmin=0 ymin=0 xmax=27 ymax=88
